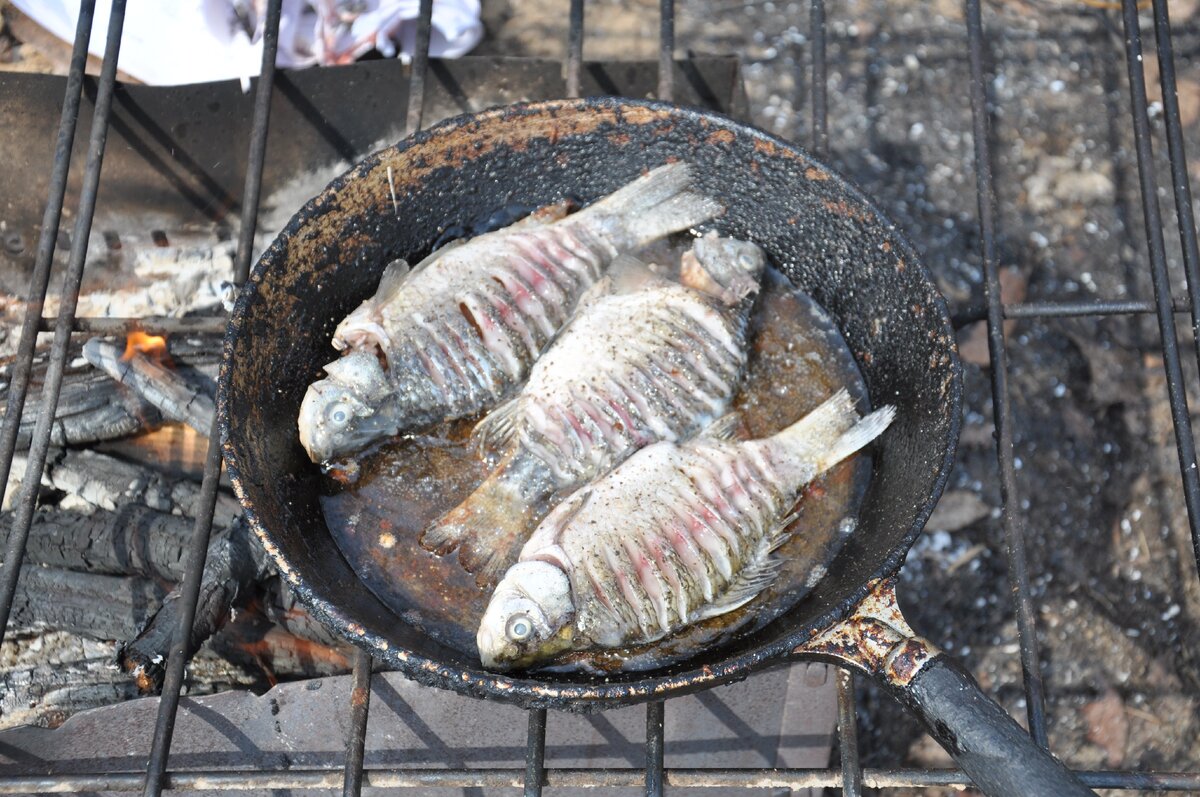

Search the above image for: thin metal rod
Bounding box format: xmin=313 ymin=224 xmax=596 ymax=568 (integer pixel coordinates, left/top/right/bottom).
xmin=809 ymin=0 xmax=828 ymax=156
xmin=0 ymin=0 xmax=126 ymax=644
xmin=836 ymin=669 xmax=863 ymax=797
xmin=1121 ymin=0 xmax=1200 ymax=576
xmin=3 ymin=767 xmax=1199 ymax=791
xmin=0 ymin=0 xmax=95 ymax=505
xmin=658 ymin=0 xmax=675 ymax=101
xmin=566 ymin=0 xmax=585 ymax=98
xmin=964 ymin=0 xmax=1049 ymax=748
xmin=524 ymin=709 xmax=547 ymax=797
xmin=645 ymin=701 xmax=665 ymax=797
xmin=404 ymin=0 xmax=434 ymax=133
xmin=233 ymin=0 xmax=283 ymax=285
xmin=142 ymin=3 xmax=283 ymax=794
xmin=37 ymin=315 xmax=228 ymax=334
xmin=342 ymin=648 xmax=373 ymax=797
xmin=1150 ymin=0 xmax=1200 ymax=574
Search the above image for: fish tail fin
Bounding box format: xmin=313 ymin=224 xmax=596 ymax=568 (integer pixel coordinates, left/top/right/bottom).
xmin=818 ymin=404 xmax=896 ymax=473
xmin=579 ymin=163 xmax=723 ymax=250
xmin=421 ymin=458 xmax=546 ymax=588
xmin=766 ymin=390 xmax=895 ymax=485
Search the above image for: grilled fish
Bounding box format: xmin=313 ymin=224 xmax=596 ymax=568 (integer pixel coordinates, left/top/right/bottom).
xmin=297 ymin=163 xmax=723 ymax=463
xmin=423 ymin=233 xmax=767 ymax=585
xmin=476 ymin=389 xmax=895 ymax=670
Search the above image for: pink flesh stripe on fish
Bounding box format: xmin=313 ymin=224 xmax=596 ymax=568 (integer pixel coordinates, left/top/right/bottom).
xmin=519 ymin=390 xmax=895 ymax=650
xmin=324 ymin=163 xmax=723 ymax=441
xmin=423 ymin=276 xmax=753 ymax=587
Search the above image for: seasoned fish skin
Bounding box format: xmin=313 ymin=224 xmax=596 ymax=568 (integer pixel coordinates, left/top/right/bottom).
xmin=477 ymin=389 xmax=896 ymax=670
xmin=297 ymin=163 xmax=723 ymax=463
xmin=425 ymin=236 xmax=767 ymax=585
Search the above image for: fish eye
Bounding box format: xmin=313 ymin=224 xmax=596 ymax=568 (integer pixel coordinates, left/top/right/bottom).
xmin=505 ymin=613 xmax=534 ymax=642
xmin=328 ymin=402 xmax=352 ymax=427
xmin=737 ymin=252 xmax=758 ymax=269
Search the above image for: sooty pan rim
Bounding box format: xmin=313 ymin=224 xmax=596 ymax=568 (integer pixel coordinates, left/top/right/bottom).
xmin=219 ymin=96 xmax=963 ymax=711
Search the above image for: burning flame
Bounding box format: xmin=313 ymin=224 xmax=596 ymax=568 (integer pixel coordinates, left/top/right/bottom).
xmin=122 ymin=330 xmax=168 ymax=363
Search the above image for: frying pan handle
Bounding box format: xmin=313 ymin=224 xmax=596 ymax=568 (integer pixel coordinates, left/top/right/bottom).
xmin=794 ymin=577 xmax=1094 ymax=797
xmin=884 ymin=652 xmax=1094 ymax=797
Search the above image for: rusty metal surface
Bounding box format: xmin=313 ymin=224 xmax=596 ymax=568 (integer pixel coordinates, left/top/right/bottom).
xmin=0 ymin=57 xmax=743 ymax=295
xmin=796 ymin=577 xmax=938 ymax=687
xmin=219 ymin=97 xmax=962 ymax=711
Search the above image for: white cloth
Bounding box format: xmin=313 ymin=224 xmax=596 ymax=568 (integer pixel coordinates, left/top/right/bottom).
xmin=12 ymin=0 xmax=483 ymax=87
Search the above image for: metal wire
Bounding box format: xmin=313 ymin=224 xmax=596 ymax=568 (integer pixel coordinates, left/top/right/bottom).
xmin=1119 ymin=0 xmax=1200 ymax=574
xmin=809 ymin=0 xmax=828 ymax=157
xmin=141 ymin=2 xmax=282 ymax=794
xmin=405 ymin=0 xmax=434 ymax=133
xmin=0 ymin=0 xmax=95 ymax=510
xmin=964 ymin=0 xmax=1050 ymax=749
xmin=658 ymin=0 xmax=675 ymax=101
xmin=342 ymin=648 xmax=373 ymax=797
xmin=1 ymin=767 xmax=1197 ymax=791
xmin=0 ymin=0 xmax=126 ymax=644
xmin=645 ymin=701 xmax=666 ymax=797
xmin=566 ymin=0 xmax=585 ymax=97
xmin=836 ymin=669 xmax=863 ymax=796
xmin=524 ymin=709 xmax=548 ymax=797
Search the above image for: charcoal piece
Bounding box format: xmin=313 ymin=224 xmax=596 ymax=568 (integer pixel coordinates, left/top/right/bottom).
xmin=9 ymin=567 xmax=167 ymax=641
xmin=82 ymin=338 xmax=215 ymax=433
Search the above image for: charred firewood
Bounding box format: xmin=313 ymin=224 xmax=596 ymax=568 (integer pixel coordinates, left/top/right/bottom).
xmin=119 ymin=516 xmax=274 ymax=692
xmin=0 ymin=335 xmax=220 ymax=451
xmin=82 ymin=338 xmax=215 ymax=433
xmin=9 ymin=567 xmax=168 ymax=641
xmin=0 ymin=504 xmax=192 ymax=580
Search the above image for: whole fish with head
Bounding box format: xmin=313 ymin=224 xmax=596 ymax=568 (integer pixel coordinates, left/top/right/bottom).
xmin=422 ymin=233 xmax=767 ymax=585
xmin=297 ymin=163 xmax=723 ymax=463
xmin=476 ymin=389 xmax=895 ymax=670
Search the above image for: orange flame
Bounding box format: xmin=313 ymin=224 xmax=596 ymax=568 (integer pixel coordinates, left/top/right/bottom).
xmin=122 ymin=330 xmax=168 ymax=363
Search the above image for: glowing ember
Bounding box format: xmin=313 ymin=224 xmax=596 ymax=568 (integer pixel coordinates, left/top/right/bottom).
xmin=122 ymin=330 xmax=168 ymax=363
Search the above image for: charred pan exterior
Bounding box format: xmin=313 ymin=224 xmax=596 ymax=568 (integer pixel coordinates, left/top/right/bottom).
xmin=218 ymin=98 xmax=962 ymax=712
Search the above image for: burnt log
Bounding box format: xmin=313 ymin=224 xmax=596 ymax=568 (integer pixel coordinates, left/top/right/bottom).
xmin=0 ymin=504 xmax=191 ymax=580
xmin=119 ymin=516 xmax=273 ymax=691
xmin=9 ymin=567 xmax=167 ymax=640
xmin=0 ymin=335 xmax=220 ymax=451
xmin=83 ymin=338 xmax=215 ymax=433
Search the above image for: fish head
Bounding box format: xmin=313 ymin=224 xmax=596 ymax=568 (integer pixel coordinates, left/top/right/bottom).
xmin=477 ymin=560 xmax=575 ymax=670
xmin=297 ymin=349 xmax=399 ymax=463
xmin=680 ymin=231 xmax=767 ymax=305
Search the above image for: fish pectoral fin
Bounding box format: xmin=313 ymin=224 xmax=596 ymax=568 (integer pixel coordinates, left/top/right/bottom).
xmin=374 ymin=257 xmax=412 ymax=302
xmin=473 ymin=397 xmax=522 ymax=452
xmin=606 ymin=254 xmax=660 ymax=295
xmin=692 ymin=548 xmax=784 ymax=622
xmin=698 ymin=412 xmax=743 ymax=442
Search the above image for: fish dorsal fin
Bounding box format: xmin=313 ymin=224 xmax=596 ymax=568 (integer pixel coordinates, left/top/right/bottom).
xmin=700 ymin=412 xmax=743 ymax=442
xmin=472 ymin=396 xmax=522 ymax=453
xmin=373 ymin=257 xmax=411 ymax=302
xmin=506 ymin=199 xmax=572 ymax=230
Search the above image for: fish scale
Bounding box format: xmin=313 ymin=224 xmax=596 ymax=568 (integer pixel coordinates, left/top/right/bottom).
xmin=425 ymin=236 xmax=768 ymax=585
xmin=298 ymin=163 xmax=721 ymax=464
xmin=476 ymin=390 xmax=896 ymax=669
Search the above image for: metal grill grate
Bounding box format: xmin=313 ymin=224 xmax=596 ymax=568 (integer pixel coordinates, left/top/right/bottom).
xmin=0 ymin=0 xmax=1197 ymax=793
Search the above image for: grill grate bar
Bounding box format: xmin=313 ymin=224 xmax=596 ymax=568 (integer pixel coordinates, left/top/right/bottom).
xmin=2 ymin=766 xmax=1197 ymax=791
xmin=809 ymin=0 xmax=828 ymax=157
xmin=0 ymin=0 xmax=126 ymax=645
xmin=645 ymin=701 xmax=666 ymax=797
xmin=524 ymin=708 xmax=548 ymax=797
xmin=0 ymin=0 xmax=95 ymax=510
xmin=1150 ymin=0 xmax=1200 ymax=384
xmin=1119 ymin=0 xmax=1200 ymax=577
xmin=566 ymin=0 xmax=585 ymax=97
xmin=405 ymin=0 xmax=434 ymax=133
xmin=141 ymin=3 xmax=283 ymax=794
xmin=837 ymin=668 xmax=864 ymax=797
xmin=232 ymin=0 xmax=283 ymax=285
xmin=964 ymin=0 xmax=1050 ymax=749
xmin=342 ymin=648 xmax=374 ymax=797
xmin=658 ymin=0 xmax=675 ymax=101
